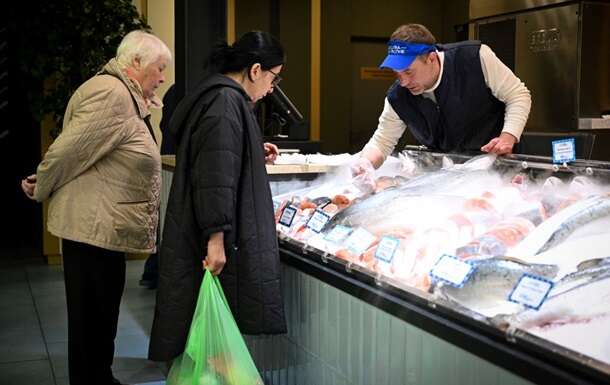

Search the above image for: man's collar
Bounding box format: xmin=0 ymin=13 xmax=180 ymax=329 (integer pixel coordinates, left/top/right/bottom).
xmin=423 ymin=51 xmax=444 ymax=94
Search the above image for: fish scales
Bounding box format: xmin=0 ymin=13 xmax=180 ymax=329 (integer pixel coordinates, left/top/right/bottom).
xmin=433 ymin=257 xmax=558 ymax=318
xmin=537 ymin=196 xmax=610 ymax=254
xmin=327 ymin=168 xmax=498 ymax=230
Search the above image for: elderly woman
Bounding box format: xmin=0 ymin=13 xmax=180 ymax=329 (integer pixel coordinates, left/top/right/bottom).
xmin=21 ymin=30 xmax=171 ymax=385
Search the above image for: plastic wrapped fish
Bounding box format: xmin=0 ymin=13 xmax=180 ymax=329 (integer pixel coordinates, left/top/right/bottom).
xmin=432 ymin=257 xmax=558 ymax=318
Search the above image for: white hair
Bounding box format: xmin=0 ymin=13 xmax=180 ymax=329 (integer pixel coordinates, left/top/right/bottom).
xmin=116 ymin=30 xmax=172 ymax=69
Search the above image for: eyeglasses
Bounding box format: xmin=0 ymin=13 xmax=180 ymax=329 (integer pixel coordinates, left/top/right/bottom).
xmin=268 ymin=69 xmax=282 ymax=86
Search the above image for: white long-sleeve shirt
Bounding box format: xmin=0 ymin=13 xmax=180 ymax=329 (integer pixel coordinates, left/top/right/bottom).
xmin=363 ymin=44 xmax=532 ymax=160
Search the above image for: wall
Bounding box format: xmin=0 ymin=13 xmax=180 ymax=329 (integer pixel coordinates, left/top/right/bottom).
xmin=137 ymin=0 xmax=471 ymax=154
xmin=442 ymin=0 xmax=470 ymax=42
xmin=235 ymin=0 xmax=311 ymax=139
xmin=235 ymin=0 xmax=271 ymax=34
xmin=278 ymin=1 xmax=311 ymax=133
xmin=135 ymin=0 xmax=176 ymax=146
xmin=321 ymin=0 xmax=456 ymax=153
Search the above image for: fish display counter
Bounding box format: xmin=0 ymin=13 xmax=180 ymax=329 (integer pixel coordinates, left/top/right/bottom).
xmin=272 ymin=149 xmax=610 ymax=385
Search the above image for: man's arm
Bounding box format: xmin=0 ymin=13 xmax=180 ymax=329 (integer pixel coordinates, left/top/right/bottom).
xmin=360 ymin=146 xmax=385 ymax=169
xmin=361 ymin=98 xmax=407 ymax=168
xmin=479 ymin=44 xmax=531 ymax=153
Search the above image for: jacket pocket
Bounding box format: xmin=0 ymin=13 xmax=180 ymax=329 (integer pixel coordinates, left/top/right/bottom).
xmin=113 ymin=201 xmax=154 ymax=249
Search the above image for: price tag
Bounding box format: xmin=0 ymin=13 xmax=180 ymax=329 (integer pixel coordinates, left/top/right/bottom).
xmin=344 ymin=228 xmax=376 ymax=255
xmin=306 ymin=210 xmax=331 ymax=233
xmin=278 ymin=205 xmax=298 ymax=227
xmin=508 ymin=274 xmax=554 ymax=310
xmin=552 ymin=138 xmax=576 ymax=164
xmin=375 ymin=236 xmax=399 ymax=263
xmin=324 ymin=225 xmax=352 ymax=243
xmin=429 ymin=254 xmax=475 ymax=288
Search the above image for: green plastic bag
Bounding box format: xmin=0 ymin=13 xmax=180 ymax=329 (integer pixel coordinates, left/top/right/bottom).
xmin=166 ymin=270 xmax=263 ymax=385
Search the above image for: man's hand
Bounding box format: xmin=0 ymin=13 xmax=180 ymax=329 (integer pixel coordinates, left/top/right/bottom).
xmin=481 ymin=132 xmax=517 ymax=155
xmin=21 ymin=174 xmax=37 ymax=200
xmin=203 ymin=232 xmax=226 ymax=275
xmin=263 ymin=142 xmax=279 ymax=164
xmin=350 ymin=157 xmax=377 ymax=194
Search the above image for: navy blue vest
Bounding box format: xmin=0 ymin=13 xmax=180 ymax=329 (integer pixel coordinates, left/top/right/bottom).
xmin=387 ymin=41 xmax=505 ymax=152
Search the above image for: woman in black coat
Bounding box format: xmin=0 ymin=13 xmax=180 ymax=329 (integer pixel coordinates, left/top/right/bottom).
xmin=149 ymin=31 xmax=286 ymax=362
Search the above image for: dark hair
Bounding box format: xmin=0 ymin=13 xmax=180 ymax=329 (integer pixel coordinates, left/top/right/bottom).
xmin=207 ymin=31 xmax=285 ymax=75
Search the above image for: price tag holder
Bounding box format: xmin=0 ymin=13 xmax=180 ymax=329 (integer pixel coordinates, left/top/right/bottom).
xmin=429 ymin=254 xmax=475 ymax=288
xmin=375 ymin=236 xmax=399 ymax=263
xmin=552 ymin=138 xmax=576 ymax=164
xmin=344 ymin=228 xmax=376 ymax=255
xmin=508 ymin=274 xmax=554 ymax=310
xmin=278 ymin=205 xmax=298 ymax=227
xmin=306 ymin=210 xmax=331 ymax=233
xmin=324 ymin=225 xmax=352 ymax=243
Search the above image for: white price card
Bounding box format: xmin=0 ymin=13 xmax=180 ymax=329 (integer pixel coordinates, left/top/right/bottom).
xmin=278 ymin=205 xmax=298 ymax=227
xmin=375 ymin=236 xmax=399 ymax=263
xmin=552 ymin=138 xmax=576 ymax=164
xmin=306 ymin=210 xmax=331 ymax=233
xmin=508 ymin=274 xmax=554 ymax=310
xmin=344 ymin=228 xmax=376 ymax=255
xmin=429 ymin=254 xmax=475 ymax=288
xmin=324 ymin=225 xmax=352 ymax=243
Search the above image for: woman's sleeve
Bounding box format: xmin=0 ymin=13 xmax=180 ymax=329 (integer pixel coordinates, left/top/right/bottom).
xmin=33 ymin=85 xmax=129 ymax=201
xmin=189 ymin=115 xmax=243 ymax=239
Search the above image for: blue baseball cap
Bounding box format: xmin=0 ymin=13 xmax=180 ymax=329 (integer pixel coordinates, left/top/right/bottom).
xmin=379 ymin=40 xmax=436 ymax=71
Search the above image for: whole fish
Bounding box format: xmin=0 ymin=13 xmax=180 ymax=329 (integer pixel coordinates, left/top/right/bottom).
xmin=327 ymin=168 xmax=500 ymax=231
xmin=328 ymin=192 xmax=466 ymax=232
xmin=543 ymin=257 xmax=610 ymax=299
xmin=497 ymin=270 xmax=610 ymax=366
xmin=450 ymin=153 xmax=498 ymax=171
xmin=328 ymin=154 xmax=499 ymax=228
xmin=539 ymin=195 xmax=610 ymax=254
xmin=497 ymin=258 xmax=610 ymax=330
xmin=516 ymin=231 xmax=610 ymax=280
xmin=431 ymin=257 xmax=559 ymax=318
xmin=509 ymin=194 xmax=610 ymax=257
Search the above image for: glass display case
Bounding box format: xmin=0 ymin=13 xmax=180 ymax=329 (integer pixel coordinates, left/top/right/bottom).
xmin=273 ymin=148 xmax=610 ymax=384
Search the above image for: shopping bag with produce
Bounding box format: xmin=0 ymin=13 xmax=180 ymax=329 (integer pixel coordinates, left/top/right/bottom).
xmin=166 ymin=270 xmax=263 ymax=385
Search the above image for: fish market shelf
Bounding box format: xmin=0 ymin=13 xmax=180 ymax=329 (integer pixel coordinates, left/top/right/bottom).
xmin=162 ymin=154 xmax=334 ymax=175
xmin=278 ymin=239 xmax=610 ymax=385
xmin=266 ymin=164 xmax=334 ymax=174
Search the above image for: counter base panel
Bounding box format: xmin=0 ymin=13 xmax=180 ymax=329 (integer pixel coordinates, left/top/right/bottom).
xmin=244 ymin=260 xmax=534 ymax=385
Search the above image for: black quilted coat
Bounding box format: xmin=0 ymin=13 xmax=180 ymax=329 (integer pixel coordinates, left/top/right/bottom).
xmin=148 ymin=74 xmax=286 ymax=362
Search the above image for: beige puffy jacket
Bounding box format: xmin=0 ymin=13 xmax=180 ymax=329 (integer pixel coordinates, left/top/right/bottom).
xmin=33 ymin=59 xmax=161 ymax=253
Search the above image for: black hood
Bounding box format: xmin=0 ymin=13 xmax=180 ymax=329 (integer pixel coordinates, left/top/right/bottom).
xmin=169 ymin=74 xmax=251 ymax=145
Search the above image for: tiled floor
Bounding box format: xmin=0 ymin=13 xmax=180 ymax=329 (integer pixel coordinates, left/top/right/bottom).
xmin=0 ymin=257 xmax=166 ymax=385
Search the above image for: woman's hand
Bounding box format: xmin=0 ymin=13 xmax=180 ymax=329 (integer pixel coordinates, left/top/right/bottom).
xmin=263 ymin=142 xmax=279 ymax=164
xmin=21 ymin=174 xmax=37 ymax=200
xmin=203 ymin=232 xmax=226 ymax=275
